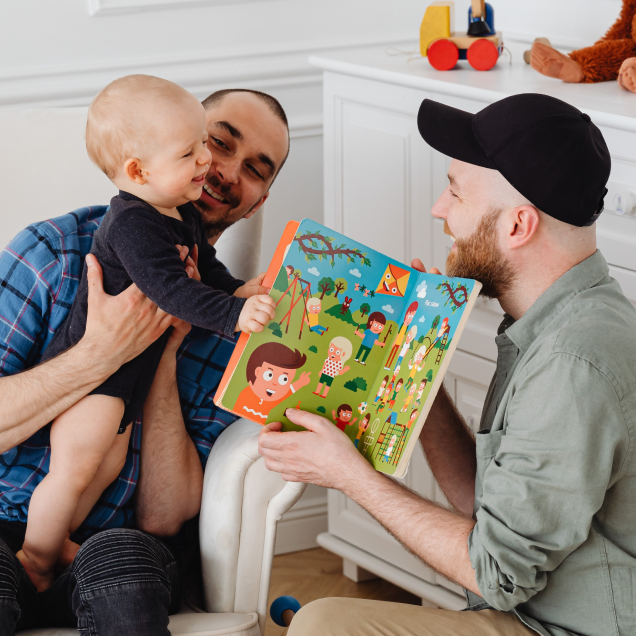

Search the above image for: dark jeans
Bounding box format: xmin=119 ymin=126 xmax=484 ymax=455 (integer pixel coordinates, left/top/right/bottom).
xmin=0 ymin=520 xmax=181 ymax=636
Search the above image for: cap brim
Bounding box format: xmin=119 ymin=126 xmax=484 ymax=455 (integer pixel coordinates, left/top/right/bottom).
xmin=417 ymin=99 xmax=497 ymax=170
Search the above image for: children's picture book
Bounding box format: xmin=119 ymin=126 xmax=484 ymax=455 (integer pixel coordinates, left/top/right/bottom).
xmin=214 ymin=219 xmax=482 ymax=477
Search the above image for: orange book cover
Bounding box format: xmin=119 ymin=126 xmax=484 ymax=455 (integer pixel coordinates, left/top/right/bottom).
xmin=214 ymin=220 xmax=300 ymax=410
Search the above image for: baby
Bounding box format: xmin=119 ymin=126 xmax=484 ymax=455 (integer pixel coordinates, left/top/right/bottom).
xmin=16 ymin=75 xmax=276 ymax=591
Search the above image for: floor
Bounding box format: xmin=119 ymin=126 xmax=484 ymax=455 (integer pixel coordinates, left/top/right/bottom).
xmin=264 ymin=547 xmax=420 ymax=636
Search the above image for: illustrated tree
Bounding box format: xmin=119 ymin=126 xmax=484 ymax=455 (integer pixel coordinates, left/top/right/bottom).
xmin=273 ymin=268 xmax=289 ymax=293
xmin=412 ymin=335 xmax=425 ymax=351
xmin=436 ymin=280 xmax=469 ymax=313
xmin=359 ymin=303 xmax=371 ymax=319
xmin=430 ymin=315 xmax=441 ymax=334
xmin=333 ymin=277 xmax=348 ymax=299
xmin=294 ymin=229 xmax=372 ymax=269
xmin=317 ymin=277 xmax=335 ymax=300
xmin=268 ymin=322 xmax=283 ymax=338
xmin=425 ymin=369 xmax=433 ymax=383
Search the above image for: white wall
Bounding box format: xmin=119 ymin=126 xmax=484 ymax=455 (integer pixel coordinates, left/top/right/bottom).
xmin=0 ymin=0 xmax=425 ymax=269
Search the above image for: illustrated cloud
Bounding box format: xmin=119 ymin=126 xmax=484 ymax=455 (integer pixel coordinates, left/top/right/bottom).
xmin=419 ymin=315 xmax=426 ymax=322
xmin=307 ymin=267 xmax=320 ymax=276
xmin=349 ymin=268 xmax=362 ymax=278
xmin=416 ymin=281 xmax=427 ymax=298
xmin=382 ymin=304 xmax=394 ymax=314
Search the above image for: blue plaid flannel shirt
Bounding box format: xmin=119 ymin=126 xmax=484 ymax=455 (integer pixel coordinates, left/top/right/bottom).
xmin=0 ymin=206 xmax=238 ymax=540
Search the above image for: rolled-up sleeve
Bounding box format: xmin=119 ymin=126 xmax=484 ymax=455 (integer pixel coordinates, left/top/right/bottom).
xmin=468 ymin=351 xmax=629 ymax=611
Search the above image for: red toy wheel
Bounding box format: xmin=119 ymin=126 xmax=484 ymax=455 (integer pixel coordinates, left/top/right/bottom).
xmin=467 ymin=39 xmax=499 ymax=71
xmin=428 ymin=39 xmax=459 ymax=71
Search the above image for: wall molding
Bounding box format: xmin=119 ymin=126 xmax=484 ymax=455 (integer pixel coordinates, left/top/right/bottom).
xmin=87 ymin=0 xmax=273 ymax=17
xmin=0 ymin=34 xmax=414 ymax=108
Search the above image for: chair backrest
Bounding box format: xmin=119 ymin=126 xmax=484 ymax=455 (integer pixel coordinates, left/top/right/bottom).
xmin=0 ymin=107 xmax=263 ymax=281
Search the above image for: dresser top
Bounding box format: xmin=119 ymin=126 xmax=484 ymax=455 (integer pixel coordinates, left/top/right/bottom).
xmin=310 ymin=44 xmax=636 ymax=131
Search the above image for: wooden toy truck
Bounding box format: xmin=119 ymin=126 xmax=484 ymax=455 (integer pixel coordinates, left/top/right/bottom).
xmin=420 ymin=0 xmax=503 ymax=71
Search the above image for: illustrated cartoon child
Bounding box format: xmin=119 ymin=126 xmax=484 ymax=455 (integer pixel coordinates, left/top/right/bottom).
xmin=401 ymin=408 xmax=420 ymax=438
xmin=382 ymin=435 xmax=398 ymax=463
xmin=392 ymin=325 xmax=417 ymax=373
xmin=233 ymin=343 xmax=311 ymax=422
xmin=373 ymin=376 xmax=389 ymax=404
xmin=332 ymin=404 xmax=357 ymax=432
xmin=400 ymin=383 xmax=417 ymax=413
xmin=285 ymin=264 xmax=294 ymax=280
xmin=354 ymin=413 xmax=371 ymax=448
xmin=415 ymin=379 xmax=427 ymax=407
xmin=437 ymin=316 xmax=450 ymax=339
xmin=313 ymin=336 xmax=352 ymax=398
xmin=384 ymin=301 xmax=418 ymax=369
xmin=354 ymin=311 xmax=386 ymax=365
xmin=386 ymin=378 xmax=404 ymax=410
xmin=404 ymin=349 xmax=426 ymax=393
xmin=304 ymin=297 xmax=329 ymax=336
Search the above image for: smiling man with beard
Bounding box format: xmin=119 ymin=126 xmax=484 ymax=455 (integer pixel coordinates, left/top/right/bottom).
xmin=259 ymin=94 xmax=636 ymax=636
xmin=0 ymin=88 xmax=289 ymax=635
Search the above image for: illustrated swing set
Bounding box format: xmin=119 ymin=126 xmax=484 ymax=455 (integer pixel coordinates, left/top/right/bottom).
xmin=275 ymin=275 xmax=313 ymax=339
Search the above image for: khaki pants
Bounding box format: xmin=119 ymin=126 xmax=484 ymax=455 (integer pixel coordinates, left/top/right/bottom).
xmin=287 ymin=598 xmax=537 ymax=636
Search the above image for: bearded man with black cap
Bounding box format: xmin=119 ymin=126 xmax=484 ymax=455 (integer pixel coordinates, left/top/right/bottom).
xmin=258 ymin=93 xmax=636 ymax=636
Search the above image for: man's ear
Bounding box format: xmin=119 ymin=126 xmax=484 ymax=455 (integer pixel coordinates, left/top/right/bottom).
xmin=124 ymin=158 xmax=146 ymax=184
xmin=507 ymin=205 xmax=540 ymax=250
xmin=244 ymin=192 xmax=270 ymax=220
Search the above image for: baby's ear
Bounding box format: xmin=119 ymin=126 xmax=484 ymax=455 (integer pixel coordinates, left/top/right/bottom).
xmin=124 ymin=158 xmax=146 ymax=184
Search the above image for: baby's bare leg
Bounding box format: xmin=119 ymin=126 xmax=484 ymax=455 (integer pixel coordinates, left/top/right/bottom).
xmin=69 ymin=425 xmax=132 ymax=534
xmin=17 ymin=395 xmax=124 ymax=591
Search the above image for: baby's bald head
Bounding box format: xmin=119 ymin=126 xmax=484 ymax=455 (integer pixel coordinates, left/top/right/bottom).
xmin=86 ymin=74 xmax=200 ymax=179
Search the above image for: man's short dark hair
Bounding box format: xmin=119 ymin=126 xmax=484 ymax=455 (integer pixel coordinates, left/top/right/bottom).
xmin=246 ymin=342 xmax=306 ymax=384
xmin=202 ymin=88 xmax=290 ymax=176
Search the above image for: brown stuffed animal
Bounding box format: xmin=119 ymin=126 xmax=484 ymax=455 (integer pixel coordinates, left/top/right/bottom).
xmin=530 ymin=0 xmax=636 ymax=93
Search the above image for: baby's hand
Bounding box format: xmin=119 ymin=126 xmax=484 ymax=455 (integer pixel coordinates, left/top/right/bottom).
xmin=234 ymin=272 xmax=270 ymax=298
xmin=237 ymin=295 xmax=276 ymax=333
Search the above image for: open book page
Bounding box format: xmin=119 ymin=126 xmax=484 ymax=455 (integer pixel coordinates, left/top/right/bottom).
xmin=362 ymin=272 xmax=480 ymax=475
xmin=217 ymin=219 xmax=420 ymax=428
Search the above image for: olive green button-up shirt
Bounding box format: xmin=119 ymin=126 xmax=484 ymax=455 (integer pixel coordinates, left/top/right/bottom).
xmin=466 ymin=251 xmax=636 ymax=636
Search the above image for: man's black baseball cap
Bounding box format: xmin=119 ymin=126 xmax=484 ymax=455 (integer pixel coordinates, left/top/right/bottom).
xmin=417 ymin=94 xmax=611 ymax=227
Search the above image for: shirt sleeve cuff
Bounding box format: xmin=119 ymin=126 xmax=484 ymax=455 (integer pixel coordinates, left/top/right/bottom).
xmin=224 ymin=296 xmax=246 ymax=337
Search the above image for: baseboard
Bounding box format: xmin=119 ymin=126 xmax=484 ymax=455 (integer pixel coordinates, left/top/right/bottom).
xmin=274 ymin=497 xmax=328 ymax=555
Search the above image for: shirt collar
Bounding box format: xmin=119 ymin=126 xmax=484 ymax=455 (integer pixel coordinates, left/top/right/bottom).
xmin=499 ymin=250 xmax=609 ymax=353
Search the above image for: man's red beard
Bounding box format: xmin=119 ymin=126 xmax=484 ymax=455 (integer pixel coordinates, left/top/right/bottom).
xmin=444 ymin=209 xmax=516 ymax=300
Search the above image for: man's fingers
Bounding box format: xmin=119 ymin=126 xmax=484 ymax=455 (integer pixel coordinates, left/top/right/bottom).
xmin=285 ymin=408 xmax=330 ymax=432
xmin=411 ymin=258 xmax=442 ymax=276
xmin=85 ymin=255 xmax=105 ymax=297
xmin=261 ymin=421 xmax=283 ymax=435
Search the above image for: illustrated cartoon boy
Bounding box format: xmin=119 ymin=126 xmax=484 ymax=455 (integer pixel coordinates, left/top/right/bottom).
xmin=386 ymin=378 xmax=404 ymax=410
xmin=233 ymin=343 xmax=311 ymax=421
xmin=384 ymin=301 xmax=418 ymax=369
xmin=331 ymin=404 xmax=357 ymax=432
xmin=391 ymin=325 xmax=417 ymax=372
xmin=313 ymin=336 xmax=352 ymax=398
xmin=304 ymin=297 xmax=329 ymax=336
xmin=354 ymin=413 xmax=371 ymax=448
xmin=415 ymin=378 xmax=427 ymax=407
xmin=373 ymin=376 xmax=389 ymax=404
xmin=401 ymin=408 xmax=420 ymax=439
xmin=354 ymin=311 xmax=386 ymax=365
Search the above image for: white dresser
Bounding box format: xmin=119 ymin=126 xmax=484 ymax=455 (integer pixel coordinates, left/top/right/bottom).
xmin=310 ymin=45 xmax=636 ymax=609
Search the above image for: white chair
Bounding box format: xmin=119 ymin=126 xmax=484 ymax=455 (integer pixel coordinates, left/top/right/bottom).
xmin=0 ymin=108 xmax=303 ymax=636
